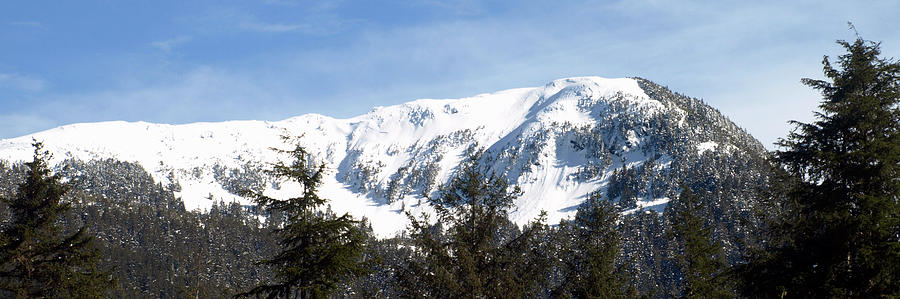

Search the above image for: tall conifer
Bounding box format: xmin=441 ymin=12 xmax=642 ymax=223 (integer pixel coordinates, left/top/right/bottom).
xmin=739 ymin=34 xmax=900 ymax=297
xmin=0 ymin=141 xmax=113 ymax=298
xmin=400 ymin=154 xmax=550 ymax=298
xmin=669 ymin=184 xmax=730 ymax=298
xmin=554 ymin=192 xmax=625 ymax=298
xmin=238 ymin=137 xmax=367 ymax=299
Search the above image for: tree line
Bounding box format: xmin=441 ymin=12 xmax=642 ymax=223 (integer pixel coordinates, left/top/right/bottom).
xmin=0 ymin=35 xmax=897 ymax=298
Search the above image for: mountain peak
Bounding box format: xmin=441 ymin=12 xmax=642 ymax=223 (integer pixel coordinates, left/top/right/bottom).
xmin=0 ymin=77 xmax=766 ymax=236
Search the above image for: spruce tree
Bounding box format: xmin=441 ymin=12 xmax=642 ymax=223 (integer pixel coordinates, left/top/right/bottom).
xmin=553 ymin=192 xmax=625 ymax=298
xmin=668 ymin=184 xmax=730 ymax=299
xmin=738 ymin=35 xmax=900 ymax=297
xmin=238 ymin=137 xmax=367 ymax=299
xmin=400 ymin=154 xmax=550 ymax=298
xmin=0 ymin=141 xmax=113 ymax=298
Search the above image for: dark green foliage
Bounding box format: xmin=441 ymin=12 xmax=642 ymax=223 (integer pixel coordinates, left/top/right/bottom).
xmin=553 ymin=193 xmax=626 ymax=298
xmin=738 ymin=36 xmax=900 ymax=297
xmin=0 ymin=77 xmax=781 ymax=297
xmin=337 ymin=219 xmax=408 ymax=298
xmin=0 ymin=141 xmax=113 ymax=298
xmin=616 ymin=208 xmax=677 ymax=297
xmin=668 ymin=184 xmax=731 ymax=298
xmin=60 ymin=159 xmax=275 ymax=298
xmin=240 ymin=137 xmax=368 ymax=299
xmin=400 ymin=155 xmax=551 ymax=298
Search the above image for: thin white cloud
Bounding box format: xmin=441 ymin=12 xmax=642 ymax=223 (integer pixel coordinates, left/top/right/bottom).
xmin=260 ymin=0 xmax=299 ymax=6
xmin=0 ymin=114 xmax=55 ymax=138
xmin=186 ymin=4 xmax=354 ymax=36
xmin=413 ymin=0 xmax=486 ymax=15
xmin=40 ymin=66 xmax=294 ymax=126
xmin=9 ymin=21 xmax=45 ymax=29
xmin=0 ymin=73 xmax=46 ymax=92
xmin=150 ymin=36 xmax=191 ymax=53
xmin=255 ymin=0 xmax=898 ymax=150
xmin=237 ymin=15 xmax=359 ymax=35
xmin=261 ymin=0 xmax=344 ymax=12
xmin=238 ymin=21 xmax=310 ymax=33
xmin=5 ymin=0 xmax=898 ymax=147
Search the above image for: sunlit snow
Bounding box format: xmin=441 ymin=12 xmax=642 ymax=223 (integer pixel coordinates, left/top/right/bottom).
xmin=0 ymin=77 xmax=661 ymax=236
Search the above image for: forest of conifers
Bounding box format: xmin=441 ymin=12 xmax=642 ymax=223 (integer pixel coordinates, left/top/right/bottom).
xmin=0 ymin=37 xmax=897 ymax=299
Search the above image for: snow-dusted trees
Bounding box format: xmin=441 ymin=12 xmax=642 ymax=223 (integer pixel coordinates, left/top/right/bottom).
xmin=738 ymin=35 xmax=900 ymax=298
xmin=668 ymin=184 xmax=731 ymax=298
xmin=552 ymin=193 xmax=626 ymax=298
xmin=399 ymin=154 xmax=551 ymax=298
xmin=0 ymin=141 xmax=113 ymax=298
xmin=239 ymin=137 xmax=368 ymax=298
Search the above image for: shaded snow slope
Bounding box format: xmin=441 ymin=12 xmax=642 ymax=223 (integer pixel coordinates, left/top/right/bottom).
xmin=0 ymin=77 xmax=765 ymax=236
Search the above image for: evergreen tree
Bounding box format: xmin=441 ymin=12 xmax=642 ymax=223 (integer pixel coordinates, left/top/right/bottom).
xmin=738 ymin=34 xmax=900 ymax=297
xmin=553 ymin=192 xmax=626 ymax=298
xmin=400 ymin=154 xmax=550 ymax=298
xmin=238 ymin=137 xmax=367 ymax=299
xmin=0 ymin=141 xmax=113 ymax=298
xmin=668 ymin=184 xmax=730 ymax=299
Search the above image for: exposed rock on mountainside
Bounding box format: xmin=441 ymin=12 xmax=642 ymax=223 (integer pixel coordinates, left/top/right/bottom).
xmin=0 ymin=77 xmax=770 ymax=237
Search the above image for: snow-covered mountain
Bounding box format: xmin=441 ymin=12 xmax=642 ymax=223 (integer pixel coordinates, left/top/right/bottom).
xmin=0 ymin=77 xmax=768 ymax=236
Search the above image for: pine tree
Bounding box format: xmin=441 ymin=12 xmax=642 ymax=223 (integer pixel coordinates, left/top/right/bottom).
xmin=400 ymin=154 xmax=550 ymax=298
xmin=0 ymin=141 xmax=113 ymax=298
xmin=238 ymin=136 xmax=367 ymax=299
xmin=738 ymin=34 xmax=900 ymax=297
xmin=554 ymin=192 xmax=626 ymax=298
xmin=668 ymin=184 xmax=730 ymax=298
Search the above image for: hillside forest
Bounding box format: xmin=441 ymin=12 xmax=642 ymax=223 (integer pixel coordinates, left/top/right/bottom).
xmin=0 ymin=36 xmax=897 ymax=298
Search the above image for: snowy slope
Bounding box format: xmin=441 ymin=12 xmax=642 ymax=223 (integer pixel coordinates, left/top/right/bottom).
xmin=0 ymin=77 xmax=760 ymax=236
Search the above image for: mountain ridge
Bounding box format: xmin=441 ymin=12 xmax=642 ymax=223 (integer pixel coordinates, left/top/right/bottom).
xmin=0 ymin=76 xmax=768 ymax=236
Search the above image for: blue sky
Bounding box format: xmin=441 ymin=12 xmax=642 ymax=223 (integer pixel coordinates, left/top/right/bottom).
xmin=1 ymin=1 xmax=898 ymax=148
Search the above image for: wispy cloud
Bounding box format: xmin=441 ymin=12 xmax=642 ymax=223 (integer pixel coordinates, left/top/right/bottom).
xmin=39 ymin=66 xmax=296 ymax=126
xmin=9 ymin=21 xmax=45 ymax=29
xmin=238 ymin=21 xmax=310 ymax=33
xmin=0 ymin=114 xmax=55 ymax=138
xmin=253 ymin=0 xmax=895 ymax=149
xmin=413 ymin=0 xmax=486 ymax=15
xmin=260 ymin=0 xmax=299 ymax=6
xmin=150 ymin=36 xmax=191 ymax=52
xmin=237 ymin=15 xmax=359 ymax=35
xmin=0 ymin=73 xmax=46 ymax=92
xmin=260 ymin=0 xmax=344 ymax=11
xmin=183 ymin=2 xmax=357 ymax=36
xmin=2 ymin=0 xmax=898 ymax=146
